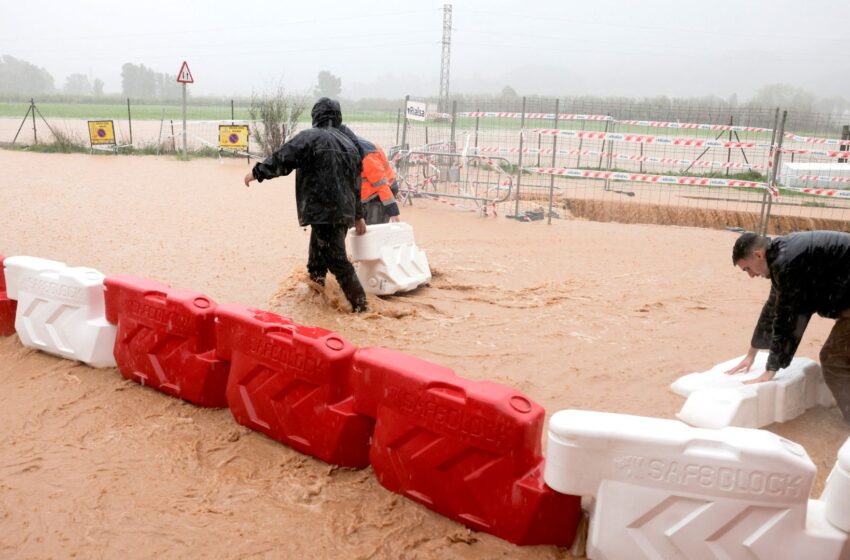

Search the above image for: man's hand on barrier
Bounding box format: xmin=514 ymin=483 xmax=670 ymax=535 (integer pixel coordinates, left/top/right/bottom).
xmin=389 ymin=216 xmax=400 ymax=223
xmin=354 ymin=218 xmax=367 ymax=235
xmin=743 ymin=370 xmax=777 ymax=385
xmin=243 ymin=172 xmax=255 ymax=187
xmin=725 ymin=347 xmax=758 ymax=375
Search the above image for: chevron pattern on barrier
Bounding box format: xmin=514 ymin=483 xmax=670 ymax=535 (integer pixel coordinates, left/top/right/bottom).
xmin=352 ymin=346 xmax=581 ymax=547
xmin=3 ymin=256 xmax=117 ymax=367
xmin=215 ymin=304 xmax=374 ymax=468
xmin=546 ymin=410 xmax=849 ymax=559
xmin=104 ymin=275 xmax=229 ymax=407
xmin=237 ymin=361 xmax=333 ymax=437
xmin=15 ymin=287 xmax=114 ymax=365
xmin=234 ymin=363 xmax=277 ymax=431
xmin=625 ymin=494 xmax=792 ymax=559
xmin=116 ymin=325 xmax=227 ymax=406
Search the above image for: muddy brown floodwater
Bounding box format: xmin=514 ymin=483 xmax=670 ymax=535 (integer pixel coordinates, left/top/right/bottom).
xmin=0 ymin=150 xmax=847 ymax=559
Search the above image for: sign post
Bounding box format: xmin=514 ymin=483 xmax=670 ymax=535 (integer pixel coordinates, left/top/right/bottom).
xmin=176 ymin=61 xmax=194 ymax=160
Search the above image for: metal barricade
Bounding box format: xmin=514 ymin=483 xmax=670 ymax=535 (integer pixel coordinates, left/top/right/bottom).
xmin=390 ymin=149 xmax=514 ymax=214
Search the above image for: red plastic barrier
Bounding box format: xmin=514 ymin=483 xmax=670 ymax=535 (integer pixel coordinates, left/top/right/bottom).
xmin=0 ymin=255 xmax=17 ymax=336
xmin=352 ymin=347 xmax=581 ymax=547
xmin=103 ymin=274 xmax=229 ymax=407
xmin=215 ymin=303 xmax=373 ymax=468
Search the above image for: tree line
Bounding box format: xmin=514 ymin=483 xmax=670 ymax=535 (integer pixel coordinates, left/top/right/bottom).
xmin=0 ymin=56 xmax=180 ymax=99
xmin=1 ymin=55 xmax=847 ymax=121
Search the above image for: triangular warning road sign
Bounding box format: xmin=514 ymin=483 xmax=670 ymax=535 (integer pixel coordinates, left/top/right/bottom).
xmin=177 ymin=61 xmax=194 ymax=83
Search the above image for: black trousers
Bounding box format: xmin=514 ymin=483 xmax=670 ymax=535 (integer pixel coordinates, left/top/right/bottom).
xmin=307 ymin=224 xmax=368 ymax=312
xmin=363 ymin=199 xmax=390 ymax=225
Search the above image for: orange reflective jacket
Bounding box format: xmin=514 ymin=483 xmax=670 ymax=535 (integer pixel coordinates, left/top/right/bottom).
xmin=357 ymin=138 xmax=399 ymax=216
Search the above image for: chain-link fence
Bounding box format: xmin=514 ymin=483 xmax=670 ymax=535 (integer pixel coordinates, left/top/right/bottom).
xmin=3 ymin=98 xmax=259 ymax=155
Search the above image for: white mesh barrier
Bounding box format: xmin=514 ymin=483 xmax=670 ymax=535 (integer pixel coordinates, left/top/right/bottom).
xmin=3 ymin=256 xmax=116 ymax=368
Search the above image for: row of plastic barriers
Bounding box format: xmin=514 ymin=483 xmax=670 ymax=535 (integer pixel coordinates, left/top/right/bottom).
xmin=1 ymin=253 xmax=848 ymax=558
xmin=0 ymin=254 xmax=579 ymax=547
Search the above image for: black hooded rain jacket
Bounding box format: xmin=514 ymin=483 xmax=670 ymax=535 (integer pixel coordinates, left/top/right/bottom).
xmin=251 ymin=98 xmax=363 ymax=227
xmin=751 ymin=230 xmax=850 ymax=371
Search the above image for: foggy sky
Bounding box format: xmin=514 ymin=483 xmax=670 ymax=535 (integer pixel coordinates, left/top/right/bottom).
xmin=1 ymin=0 xmax=848 ymax=100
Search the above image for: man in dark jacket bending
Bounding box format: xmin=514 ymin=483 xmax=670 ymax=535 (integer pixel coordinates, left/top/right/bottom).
xmin=243 ymin=97 xmax=368 ymax=313
xmin=727 ymin=230 xmax=850 ymax=423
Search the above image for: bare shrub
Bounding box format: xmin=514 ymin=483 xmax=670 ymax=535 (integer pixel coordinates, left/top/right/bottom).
xmin=249 ymin=87 xmax=307 ymax=157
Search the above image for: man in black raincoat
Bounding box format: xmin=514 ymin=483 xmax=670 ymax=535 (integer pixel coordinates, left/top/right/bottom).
xmin=243 ymin=97 xmax=368 ymax=313
xmin=727 ymin=230 xmax=850 ymax=424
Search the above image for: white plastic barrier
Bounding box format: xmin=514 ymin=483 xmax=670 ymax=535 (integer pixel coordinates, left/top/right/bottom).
xmin=671 ymin=352 xmax=835 ymax=429
xmin=544 ymin=409 xmax=849 ymax=560
xmin=4 ymin=256 xmax=117 ymax=368
xmin=823 ymin=437 xmax=850 ymax=533
xmin=348 ymin=222 xmax=431 ymax=295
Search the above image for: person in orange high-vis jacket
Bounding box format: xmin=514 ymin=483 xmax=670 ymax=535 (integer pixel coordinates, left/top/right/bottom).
xmin=356 ymin=137 xmax=401 ymax=225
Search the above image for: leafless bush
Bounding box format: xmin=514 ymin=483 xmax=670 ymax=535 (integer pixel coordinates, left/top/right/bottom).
xmin=249 ymin=87 xmax=307 ymax=157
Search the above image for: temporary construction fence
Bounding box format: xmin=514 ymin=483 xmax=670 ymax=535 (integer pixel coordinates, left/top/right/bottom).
xmin=5 ymin=94 xmax=850 ymax=233
xmin=387 ymin=96 xmax=850 ymax=234
xmin=390 ymin=146 xmax=513 ymax=216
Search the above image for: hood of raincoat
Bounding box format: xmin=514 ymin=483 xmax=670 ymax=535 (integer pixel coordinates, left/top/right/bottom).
xmin=311 ymin=97 xmax=343 ymax=128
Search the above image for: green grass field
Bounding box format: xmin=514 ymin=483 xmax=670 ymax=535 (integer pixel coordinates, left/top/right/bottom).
xmin=0 ymin=101 xmax=251 ymax=121
xmin=2 ymin=101 xmax=837 ymax=145
xmin=0 ymin=101 xmax=403 ymax=125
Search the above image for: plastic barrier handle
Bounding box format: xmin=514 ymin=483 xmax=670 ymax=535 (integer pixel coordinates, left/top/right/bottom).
xmin=143 ymin=291 xmax=168 ymax=306
xmin=265 ymin=324 xmax=297 ymax=341
xmin=425 ymin=381 xmax=467 ymax=404
xmin=41 ymin=269 xmax=62 ymax=281
xmin=683 ymin=439 xmax=743 ymax=462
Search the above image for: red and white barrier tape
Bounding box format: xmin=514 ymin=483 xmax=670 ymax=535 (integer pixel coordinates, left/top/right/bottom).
xmin=617 ymin=120 xmax=773 ymax=133
xmin=458 ymin=112 xmax=612 ymax=120
xmin=781 ymin=187 xmax=850 ymax=199
xmin=783 ymin=133 xmax=845 ymax=146
xmin=456 ymin=113 xmax=776 ymax=132
xmin=530 ymin=129 xmax=772 ymax=149
xmin=792 ymin=175 xmax=850 ymax=183
xmin=527 ymin=167 xmax=770 ymax=191
xmin=780 ymin=148 xmax=850 ymax=158
xmin=429 ymin=193 xmax=493 ymax=214
xmin=421 ymin=111 xmax=850 ymax=152
xmin=469 ymin=146 xmax=767 ymax=170
xmin=400 ymin=181 xmax=502 ymax=216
